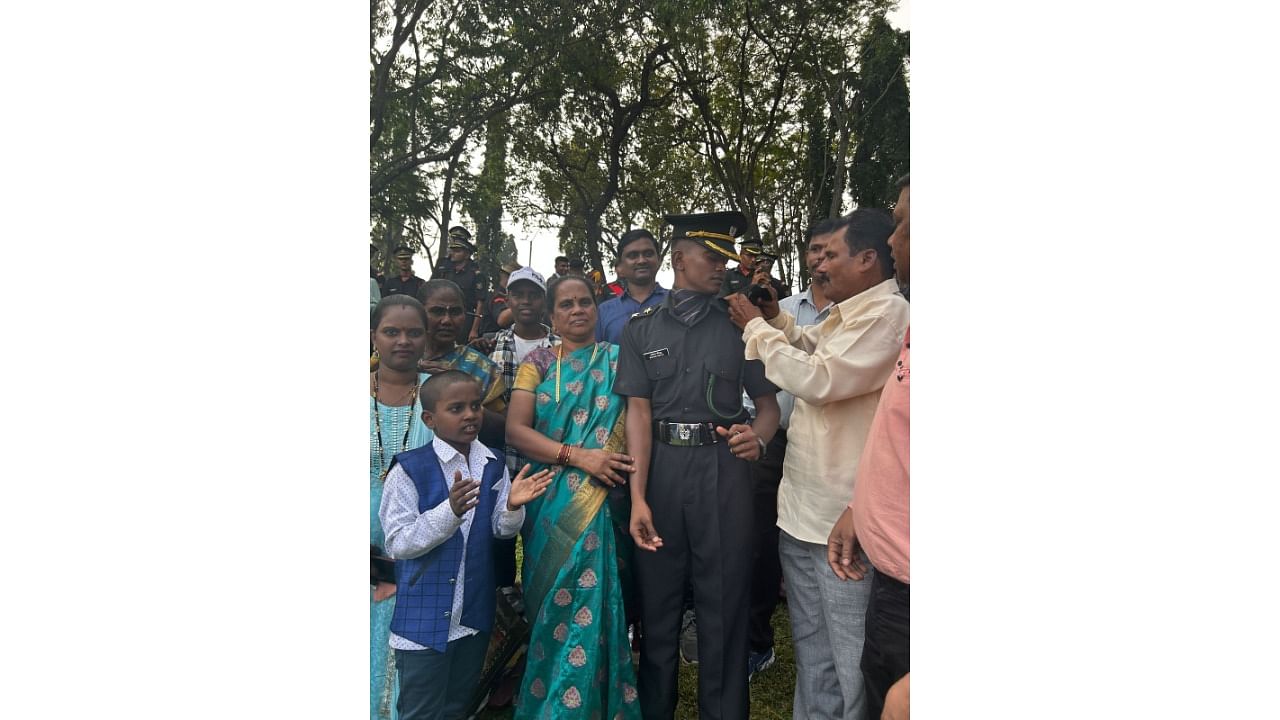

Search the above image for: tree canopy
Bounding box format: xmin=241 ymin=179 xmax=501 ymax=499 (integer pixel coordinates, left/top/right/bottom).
xmin=371 ymin=0 xmax=909 ymax=286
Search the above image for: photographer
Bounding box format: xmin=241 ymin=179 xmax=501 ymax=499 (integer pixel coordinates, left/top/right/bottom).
xmin=750 ymin=249 xmax=791 ymax=301
xmin=721 ymin=236 xmax=762 ymax=296
xmin=727 ymin=209 xmax=909 ymax=720
xmin=741 ymin=240 xmax=830 ymax=682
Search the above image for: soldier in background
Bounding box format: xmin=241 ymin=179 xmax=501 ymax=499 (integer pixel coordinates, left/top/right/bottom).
xmin=383 ymin=243 xmax=427 ymax=301
xmin=431 ymin=226 xmax=488 ymax=343
xmin=752 ymin=249 xmax=792 ymax=301
xmin=721 ymin=236 xmax=762 ymax=296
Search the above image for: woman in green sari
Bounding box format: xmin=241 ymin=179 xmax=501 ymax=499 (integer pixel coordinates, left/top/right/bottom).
xmin=506 ymin=276 xmax=642 ymax=719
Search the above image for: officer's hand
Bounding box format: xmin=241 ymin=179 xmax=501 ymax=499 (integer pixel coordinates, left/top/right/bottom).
xmin=716 ymin=423 xmax=761 ymax=461
xmin=725 ymin=294 xmax=763 ymax=330
xmin=826 ymin=506 xmax=868 ymax=581
xmin=630 ymin=501 xmax=663 ymax=552
xmin=448 ymin=470 xmax=480 ymax=517
xmin=575 ymin=449 xmax=635 ymax=487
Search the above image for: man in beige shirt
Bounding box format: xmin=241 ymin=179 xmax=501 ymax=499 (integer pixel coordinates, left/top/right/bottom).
xmin=728 ymin=208 xmax=908 ymax=720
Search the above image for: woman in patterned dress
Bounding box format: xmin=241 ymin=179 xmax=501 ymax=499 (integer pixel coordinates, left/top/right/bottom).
xmin=370 ymin=294 xmax=435 ymax=719
xmin=506 ymin=276 xmax=642 ymax=719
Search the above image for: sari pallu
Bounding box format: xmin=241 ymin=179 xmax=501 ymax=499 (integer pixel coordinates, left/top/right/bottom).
xmin=513 ymin=342 xmax=641 ymax=719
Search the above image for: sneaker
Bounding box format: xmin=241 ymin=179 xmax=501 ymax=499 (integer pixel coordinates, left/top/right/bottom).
xmin=748 ymin=647 xmax=776 ymax=682
xmin=679 ymin=609 xmax=699 ymax=664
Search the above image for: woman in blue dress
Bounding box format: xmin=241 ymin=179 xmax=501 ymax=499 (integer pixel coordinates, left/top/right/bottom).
xmin=370 ymin=294 xmax=435 ymax=719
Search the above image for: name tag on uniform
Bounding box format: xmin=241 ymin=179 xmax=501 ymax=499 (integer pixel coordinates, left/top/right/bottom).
xmin=643 ymin=348 xmax=670 ymax=359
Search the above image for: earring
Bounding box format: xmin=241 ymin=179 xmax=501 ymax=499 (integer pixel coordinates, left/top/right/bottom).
xmin=371 ymin=348 xmax=381 ymax=360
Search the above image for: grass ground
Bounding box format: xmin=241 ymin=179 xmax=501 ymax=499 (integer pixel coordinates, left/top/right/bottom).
xmin=478 ymin=539 xmax=796 ymax=718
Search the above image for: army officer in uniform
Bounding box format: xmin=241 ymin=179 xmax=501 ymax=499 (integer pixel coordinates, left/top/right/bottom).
xmin=614 ymin=211 xmax=780 ymax=720
xmin=431 ymin=226 xmax=488 ymax=342
xmin=720 ymin=235 xmax=762 ymax=296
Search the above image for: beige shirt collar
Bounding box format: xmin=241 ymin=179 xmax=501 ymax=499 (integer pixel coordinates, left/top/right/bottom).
xmin=830 ymin=277 xmax=902 ymax=322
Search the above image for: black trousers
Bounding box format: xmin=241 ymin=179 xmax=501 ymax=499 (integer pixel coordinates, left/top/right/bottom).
xmin=748 ymin=428 xmax=787 ymax=653
xmin=860 ymin=569 xmax=910 ymax=720
xmin=395 ymin=632 xmax=490 ymax=720
xmin=492 ymin=537 xmax=517 ymax=587
xmin=636 ymin=440 xmax=752 ymax=720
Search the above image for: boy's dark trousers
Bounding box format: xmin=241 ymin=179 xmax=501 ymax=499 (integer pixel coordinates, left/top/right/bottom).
xmin=395 ymin=631 xmax=490 ymax=720
xmin=493 ymin=537 xmax=517 ymax=586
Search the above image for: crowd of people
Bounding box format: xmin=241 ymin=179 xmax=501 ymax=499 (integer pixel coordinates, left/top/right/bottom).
xmin=368 ymin=174 xmax=912 ymax=720
xmin=371 ymin=228 xmax=740 ymax=337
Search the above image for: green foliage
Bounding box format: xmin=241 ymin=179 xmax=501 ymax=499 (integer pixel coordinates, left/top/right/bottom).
xmin=466 ymin=111 xmax=515 ymax=278
xmin=371 ymin=0 xmax=909 ymax=286
xmin=847 ymin=16 xmax=911 ymax=209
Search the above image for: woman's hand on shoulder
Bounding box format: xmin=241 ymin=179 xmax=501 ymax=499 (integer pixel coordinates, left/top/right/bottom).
xmin=468 ymin=335 xmax=496 ymax=355
xmin=418 ymin=359 xmax=453 ymax=375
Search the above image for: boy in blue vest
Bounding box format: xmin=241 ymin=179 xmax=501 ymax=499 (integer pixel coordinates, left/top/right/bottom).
xmin=379 ymin=370 xmax=553 ymax=720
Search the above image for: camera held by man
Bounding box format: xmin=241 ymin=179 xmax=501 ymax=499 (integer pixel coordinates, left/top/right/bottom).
xmin=746 ymin=248 xmax=789 ymax=307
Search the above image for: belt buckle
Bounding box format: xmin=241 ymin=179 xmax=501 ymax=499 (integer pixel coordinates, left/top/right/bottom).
xmin=677 ymin=423 xmax=692 ymax=442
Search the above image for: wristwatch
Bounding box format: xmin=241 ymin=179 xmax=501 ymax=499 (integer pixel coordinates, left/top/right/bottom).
xmin=756 ymin=437 xmax=767 ymax=459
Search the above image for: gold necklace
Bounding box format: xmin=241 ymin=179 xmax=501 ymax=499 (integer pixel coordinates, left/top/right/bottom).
xmin=555 ymin=341 xmax=599 ymax=403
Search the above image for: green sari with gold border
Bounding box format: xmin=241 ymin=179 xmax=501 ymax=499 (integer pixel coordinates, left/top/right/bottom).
xmin=512 ymin=342 xmax=640 ymax=719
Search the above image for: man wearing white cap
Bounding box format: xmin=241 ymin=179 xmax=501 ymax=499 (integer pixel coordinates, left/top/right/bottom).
xmin=488 ymin=267 xmax=559 ymax=418
xmin=486 ymin=265 xmax=559 ymax=597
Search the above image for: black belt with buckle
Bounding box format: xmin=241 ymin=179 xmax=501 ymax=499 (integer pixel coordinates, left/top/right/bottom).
xmin=654 ymin=420 xmax=720 ymax=447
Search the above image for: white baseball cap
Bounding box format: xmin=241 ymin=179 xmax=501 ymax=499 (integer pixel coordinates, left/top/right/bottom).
xmin=506 ymin=266 xmax=546 ymax=292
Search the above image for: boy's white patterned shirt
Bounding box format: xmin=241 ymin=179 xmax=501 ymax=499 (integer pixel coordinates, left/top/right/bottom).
xmin=379 ymin=436 xmax=523 ymax=649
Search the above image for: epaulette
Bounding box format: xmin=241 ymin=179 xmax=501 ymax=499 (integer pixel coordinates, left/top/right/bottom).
xmin=631 ymin=305 xmax=659 ymax=319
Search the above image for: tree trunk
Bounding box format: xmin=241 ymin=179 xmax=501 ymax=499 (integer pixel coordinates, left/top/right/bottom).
xmin=381 ymin=218 xmax=404 ymax=276
xmin=828 ymin=123 xmax=851 ymax=218
xmin=584 ymin=213 xmax=606 ymax=277
xmin=436 ymin=148 xmax=465 ymax=266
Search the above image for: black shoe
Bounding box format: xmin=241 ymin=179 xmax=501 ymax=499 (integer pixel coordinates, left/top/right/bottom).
xmin=678 ymin=609 xmax=698 ymax=665
xmin=748 ymin=647 xmax=776 ymax=682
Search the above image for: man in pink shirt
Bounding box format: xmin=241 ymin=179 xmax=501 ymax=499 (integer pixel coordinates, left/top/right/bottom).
xmin=827 ymin=173 xmax=911 ymax=720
